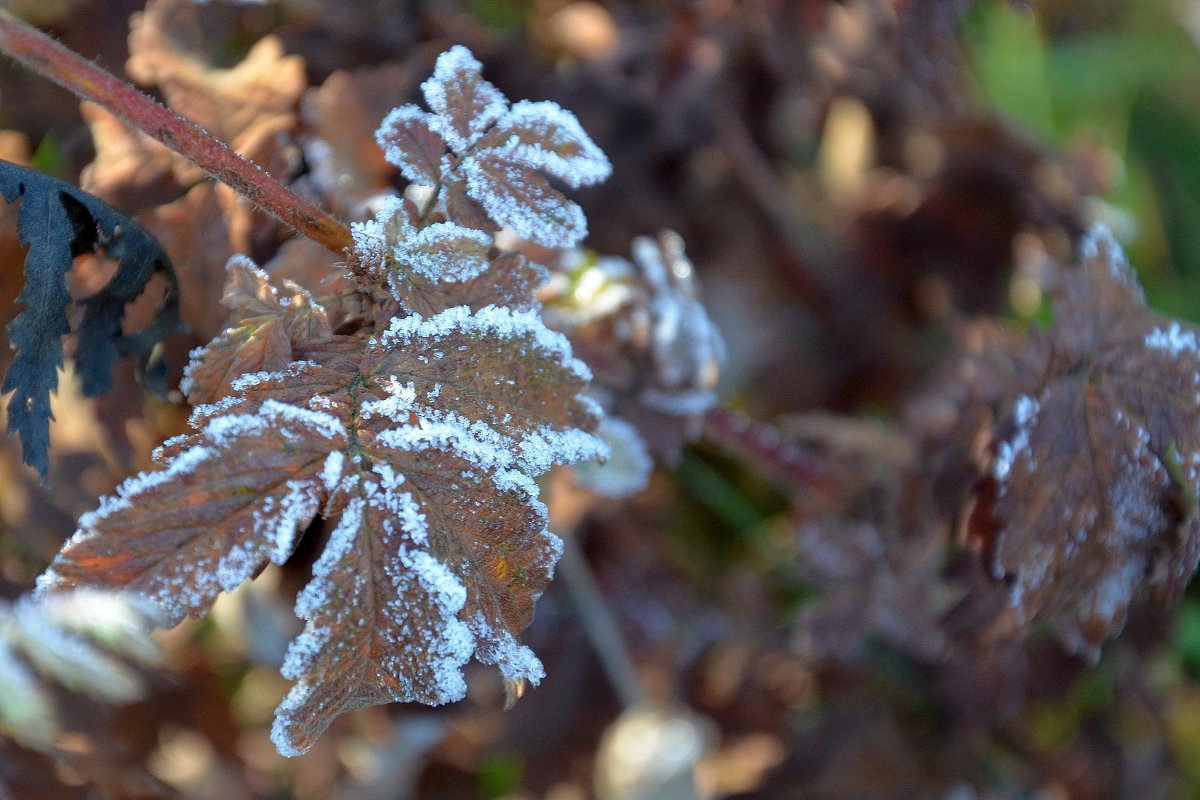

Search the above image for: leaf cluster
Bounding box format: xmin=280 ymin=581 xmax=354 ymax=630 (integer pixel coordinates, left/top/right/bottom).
xmin=35 ymin=45 xmax=610 ymax=757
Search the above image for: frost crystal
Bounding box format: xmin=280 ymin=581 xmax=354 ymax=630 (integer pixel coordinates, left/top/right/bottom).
xmin=993 ymin=394 xmax=1040 ymax=482
xmin=1145 ymin=322 xmax=1200 ymax=356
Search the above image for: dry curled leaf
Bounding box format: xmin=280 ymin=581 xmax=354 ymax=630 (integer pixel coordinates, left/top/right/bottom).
xmin=127 ymin=0 xmax=305 ymax=173
xmin=970 ymin=227 xmax=1200 ymax=656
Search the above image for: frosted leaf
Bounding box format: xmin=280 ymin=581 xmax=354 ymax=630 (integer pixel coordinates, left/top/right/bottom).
xmin=479 ymin=100 xmax=612 ymax=188
xmin=49 ymin=44 xmax=609 ymax=759
xmin=542 ymin=231 xmax=723 ymax=462
xmin=46 ymin=294 xmax=598 ymax=755
xmin=391 ymin=251 xmax=549 ymax=317
xmin=971 ymin=226 xmax=1200 ymax=654
xmin=352 ymin=198 xmax=493 ymax=292
xmin=272 ymin=428 xmax=562 ymax=756
xmin=38 ymin=400 xmax=343 ymax=624
xmin=271 ymin=490 xmax=473 ymax=757
xmin=182 ymin=256 xmax=331 ymax=405
xmin=376 ymin=105 xmax=445 ymax=186
xmin=463 ymin=152 xmax=589 ymax=247
xmin=419 ymin=45 xmax=509 ymax=153
xmin=401 ymin=222 xmax=493 ymax=283
xmin=574 ymin=415 xmax=653 ymax=498
xmin=371 ymin=45 xmax=609 ymax=248
xmin=0 ymin=589 xmax=160 ymax=748
xmin=0 ymin=643 xmax=55 ymax=747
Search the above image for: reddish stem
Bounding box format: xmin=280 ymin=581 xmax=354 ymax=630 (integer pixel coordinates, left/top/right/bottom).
xmin=0 ymin=9 xmax=354 ymax=256
xmin=704 ymin=407 xmax=837 ymax=496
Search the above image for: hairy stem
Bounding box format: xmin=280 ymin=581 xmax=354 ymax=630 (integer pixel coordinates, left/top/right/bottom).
xmin=0 ymin=9 xmax=354 ymax=256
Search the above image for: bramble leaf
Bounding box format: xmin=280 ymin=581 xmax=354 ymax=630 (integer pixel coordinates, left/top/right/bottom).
xmin=352 ymin=196 xmax=547 ymax=317
xmin=418 ymin=45 xmax=508 ymax=153
xmin=38 ymin=44 xmax=612 ymax=760
xmin=970 ymin=227 xmax=1200 ymax=655
xmin=376 ymin=105 xmax=446 ymax=187
xmin=374 ymin=46 xmax=611 ymax=248
xmin=353 ymin=196 xmax=492 ymax=286
xmin=40 ymin=279 xmax=602 ymax=757
xmin=180 ymin=255 xmax=331 ymax=405
xmin=0 ymin=160 xmax=180 ymax=480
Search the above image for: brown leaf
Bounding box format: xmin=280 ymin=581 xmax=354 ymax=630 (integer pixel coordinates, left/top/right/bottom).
xmin=970 ymin=228 xmax=1200 ymax=655
xmin=43 ymin=296 xmax=600 ymax=756
xmin=303 ymin=64 xmax=413 ymax=215
xmin=375 ymin=104 xmax=445 ymax=190
xmin=121 ymin=0 xmax=305 ymax=252
xmin=274 ymin=441 xmax=553 ymax=755
xmin=39 ymin=401 xmax=341 ymax=622
xmin=181 ymin=257 xmax=332 ymax=406
xmin=143 ymin=182 xmax=232 ymax=342
xmin=396 ymin=252 xmax=547 ymax=317
xmin=127 ymin=0 xmax=305 ymax=169
xmin=442 ymin=175 xmax=498 ymax=234
xmin=78 ymin=103 xmax=182 ymax=212
xmin=417 ymin=46 xmax=508 ymax=153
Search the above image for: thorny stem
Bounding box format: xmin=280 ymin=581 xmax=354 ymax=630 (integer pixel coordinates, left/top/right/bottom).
xmin=0 ymin=9 xmax=355 ymax=257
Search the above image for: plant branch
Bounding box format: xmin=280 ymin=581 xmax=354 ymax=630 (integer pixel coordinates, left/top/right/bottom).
xmin=704 ymin=407 xmax=840 ymax=498
xmin=0 ymin=9 xmax=354 ymax=256
xmin=557 ymin=534 xmax=649 ymax=710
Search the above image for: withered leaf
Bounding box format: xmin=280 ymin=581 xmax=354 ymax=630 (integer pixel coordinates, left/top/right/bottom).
xmin=119 ymin=0 xmax=305 ymax=253
xmin=180 ymin=256 xmax=331 ymax=406
xmin=0 ymin=160 xmax=179 ymax=480
xmin=127 ymin=0 xmax=305 ymax=170
xmin=301 ymin=64 xmax=413 ymax=216
xmin=972 ymin=227 xmax=1200 ymax=655
xmin=39 ymin=280 xmax=602 ymax=756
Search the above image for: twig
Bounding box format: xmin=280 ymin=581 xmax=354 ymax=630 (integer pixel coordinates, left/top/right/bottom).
xmin=556 ymin=534 xmax=649 ymax=709
xmin=714 ymin=107 xmax=837 ymax=313
xmin=0 ymin=10 xmax=354 ymax=256
xmin=703 ymin=406 xmax=839 ymax=497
